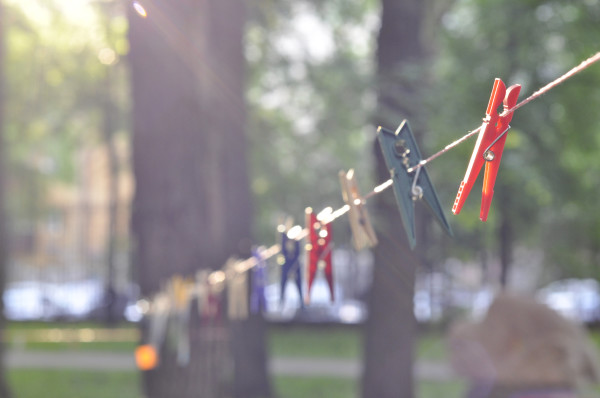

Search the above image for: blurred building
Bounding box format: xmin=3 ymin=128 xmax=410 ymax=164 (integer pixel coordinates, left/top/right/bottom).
xmin=6 ymin=136 xmax=134 ymax=320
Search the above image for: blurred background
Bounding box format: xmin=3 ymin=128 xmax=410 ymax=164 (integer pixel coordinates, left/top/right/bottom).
xmin=1 ymin=0 xmax=600 ymax=397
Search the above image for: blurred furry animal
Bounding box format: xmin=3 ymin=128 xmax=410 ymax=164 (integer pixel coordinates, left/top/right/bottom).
xmin=447 ymin=293 xmax=600 ymax=389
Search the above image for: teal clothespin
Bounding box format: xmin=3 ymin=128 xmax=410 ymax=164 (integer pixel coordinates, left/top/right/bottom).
xmin=376 ymin=120 xmax=452 ymax=249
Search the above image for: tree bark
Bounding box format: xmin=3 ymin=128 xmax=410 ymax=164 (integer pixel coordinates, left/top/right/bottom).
xmin=362 ymin=1 xmax=430 ymax=397
xmin=128 ymin=0 xmax=271 ymax=396
xmin=362 ymin=148 xmax=418 ymax=398
xmin=498 ymin=194 xmax=512 ymax=289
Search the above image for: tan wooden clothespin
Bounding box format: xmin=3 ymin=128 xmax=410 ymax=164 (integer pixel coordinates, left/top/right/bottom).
xmin=225 ymin=258 xmax=249 ymax=321
xmin=339 ymin=169 xmax=378 ymax=250
xmin=166 ymin=275 xmax=193 ymax=366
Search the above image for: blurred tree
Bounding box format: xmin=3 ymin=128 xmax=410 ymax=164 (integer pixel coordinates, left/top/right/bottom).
xmin=2 ymin=0 xmax=132 ymax=300
xmin=128 ymin=1 xmax=271 ymax=397
xmin=95 ymin=0 xmax=128 ymax=323
xmin=246 ymin=0 xmax=378 ymax=241
xmin=0 ymin=4 xmax=13 ymax=397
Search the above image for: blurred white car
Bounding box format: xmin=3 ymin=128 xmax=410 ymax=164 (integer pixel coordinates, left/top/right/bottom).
xmin=4 ymin=279 xmax=106 ymax=321
xmin=536 ymin=278 xmax=600 ymax=323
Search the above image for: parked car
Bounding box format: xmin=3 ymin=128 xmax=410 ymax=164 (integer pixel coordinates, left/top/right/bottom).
xmin=3 ymin=279 xmax=136 ymax=321
xmin=3 ymin=281 xmax=64 ymax=321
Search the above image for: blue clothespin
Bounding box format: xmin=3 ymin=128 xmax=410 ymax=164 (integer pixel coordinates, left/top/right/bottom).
xmin=250 ymin=246 xmax=267 ymax=314
xmin=279 ymin=222 xmax=303 ymax=306
xmin=376 ymin=120 xmax=452 ymax=249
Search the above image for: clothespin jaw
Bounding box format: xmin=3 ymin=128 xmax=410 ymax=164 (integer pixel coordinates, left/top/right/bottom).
xmin=226 ymin=259 xmax=249 ymax=321
xmin=278 ymin=221 xmax=303 ymax=305
xmin=196 ymin=269 xmax=223 ymax=322
xmin=339 ymin=169 xmax=378 ymax=251
xmin=305 ymin=207 xmax=334 ymax=304
xmin=376 ymin=120 xmax=452 ymax=249
xmin=452 ymin=78 xmax=521 ymax=221
xmin=168 ymin=275 xmax=191 ymax=312
xmin=250 ymin=246 xmax=267 ymax=314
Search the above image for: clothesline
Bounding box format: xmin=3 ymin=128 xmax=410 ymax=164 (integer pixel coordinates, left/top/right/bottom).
xmin=203 ymin=50 xmax=600 ymax=285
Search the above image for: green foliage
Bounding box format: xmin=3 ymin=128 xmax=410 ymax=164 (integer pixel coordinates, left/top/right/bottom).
xmin=3 ymin=0 xmax=129 ymax=219
xmin=428 ymin=0 xmax=600 ymax=278
xmin=246 ymin=0 xmax=600 ymax=284
xmin=246 ymin=0 xmax=379 ymax=241
xmin=8 ymin=0 xmax=600 ymax=282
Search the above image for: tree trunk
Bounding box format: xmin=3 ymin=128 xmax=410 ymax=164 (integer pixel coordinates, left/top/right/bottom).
xmin=362 ymin=1 xmax=429 ymax=397
xmin=101 ymin=45 xmax=120 ymax=324
xmin=128 ymin=1 xmax=271 ymax=397
xmin=498 ymin=195 xmax=512 ymax=289
xmin=0 ymin=3 xmax=12 ymax=397
xmin=362 ymin=151 xmax=418 ymax=398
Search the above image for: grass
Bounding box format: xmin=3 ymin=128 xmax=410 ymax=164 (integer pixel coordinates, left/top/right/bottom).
xmin=274 ymin=376 xmax=358 ymax=398
xmin=5 ymin=322 xmax=600 ymax=398
xmin=419 ymin=380 xmax=466 ymax=398
xmin=6 ymin=321 xmax=134 ymax=331
xmin=6 ymin=338 xmax=137 ymax=352
xmin=269 ymin=324 xmax=449 ymax=361
xmin=6 ymin=321 xmax=138 ymax=352
xmin=275 ymin=377 xmax=466 ymax=398
xmin=416 ymin=330 xmax=448 ymax=361
xmin=269 ymin=325 xmax=361 ymax=358
xmin=6 ymin=322 xmax=448 ymax=361
xmin=8 ymin=370 xmax=142 ymax=398
xmin=6 ymin=370 xmax=466 ymax=398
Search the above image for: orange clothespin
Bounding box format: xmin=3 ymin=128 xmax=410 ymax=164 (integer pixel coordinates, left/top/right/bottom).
xmin=452 ymin=78 xmax=521 ymax=221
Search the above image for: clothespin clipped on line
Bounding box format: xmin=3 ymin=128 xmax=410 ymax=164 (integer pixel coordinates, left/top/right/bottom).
xmin=196 ymin=270 xmax=210 ymax=318
xmin=195 ymin=269 xmax=225 ymax=322
xmin=135 ymin=291 xmax=171 ymax=371
xmin=305 ymin=207 xmax=334 ymax=304
xmin=376 ymin=120 xmax=453 ymax=249
xmin=339 ymin=169 xmax=378 ymax=251
xmin=226 ymin=258 xmax=249 ymax=321
xmin=167 ymin=275 xmax=194 ymax=366
xmin=250 ymin=246 xmax=268 ymax=314
xmin=452 ymin=78 xmax=521 ymax=221
xmin=278 ymin=218 xmax=304 ymax=306
xmin=168 ymin=274 xmax=192 ymax=312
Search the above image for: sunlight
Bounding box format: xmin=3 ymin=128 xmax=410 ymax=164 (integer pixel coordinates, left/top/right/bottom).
xmin=6 ymin=0 xmax=97 ymax=26
xmin=6 ymin=0 xmax=128 ymax=58
xmin=98 ymin=47 xmax=117 ymax=65
xmin=133 ymin=1 xmax=148 ymax=18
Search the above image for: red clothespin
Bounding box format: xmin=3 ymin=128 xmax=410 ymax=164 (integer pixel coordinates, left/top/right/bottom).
xmin=452 ymin=78 xmax=521 ymax=221
xmin=305 ymin=207 xmax=334 ymax=304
